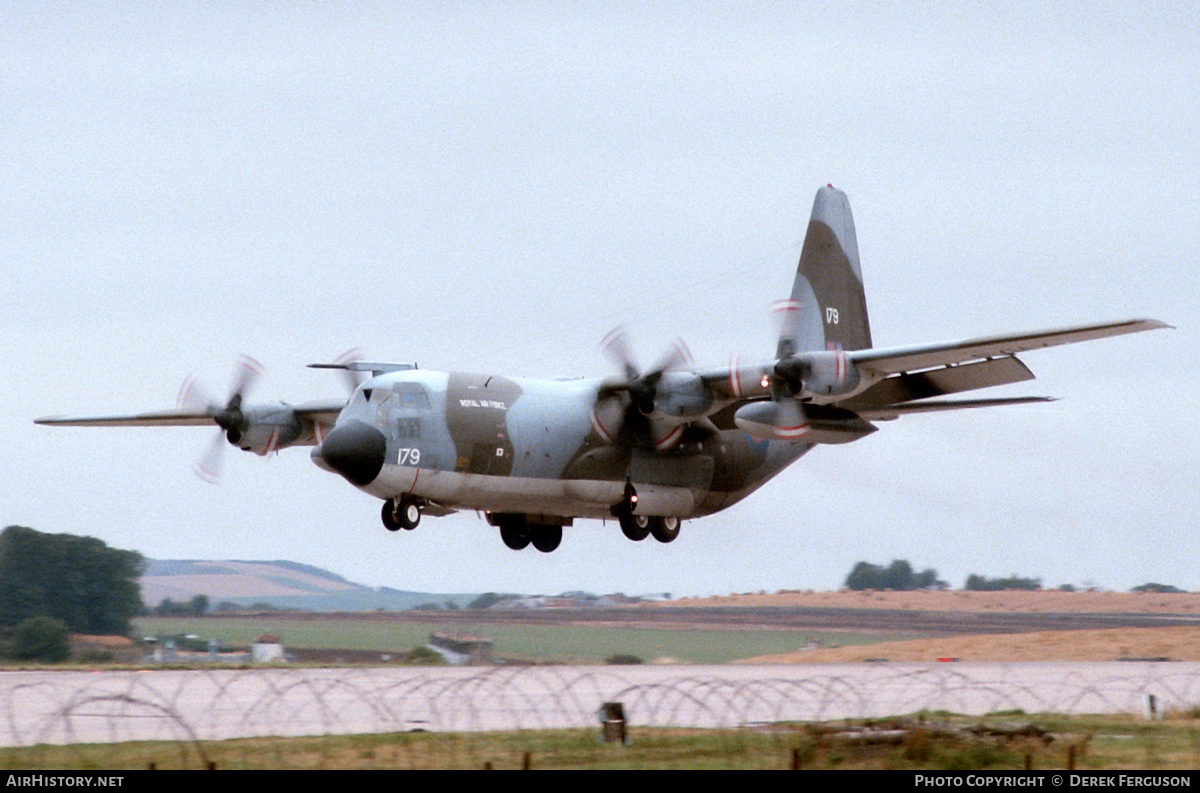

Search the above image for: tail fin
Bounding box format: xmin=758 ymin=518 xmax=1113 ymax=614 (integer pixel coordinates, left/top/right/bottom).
xmin=776 ymin=185 xmax=872 ymax=357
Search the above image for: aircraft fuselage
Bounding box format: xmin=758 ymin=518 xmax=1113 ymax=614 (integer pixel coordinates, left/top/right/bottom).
xmin=315 ymin=367 xmax=810 ymax=524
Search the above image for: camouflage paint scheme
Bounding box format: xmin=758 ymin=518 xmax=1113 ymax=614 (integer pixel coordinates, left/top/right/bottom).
xmin=37 ymin=186 xmax=1169 ymax=552
xmin=324 ymin=367 xmax=793 ymax=522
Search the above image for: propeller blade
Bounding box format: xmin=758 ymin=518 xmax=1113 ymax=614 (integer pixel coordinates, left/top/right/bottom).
xmin=228 ymin=355 xmax=264 ymax=404
xmin=194 ymin=429 xmax=226 ymax=484
xmin=648 ymin=337 xmax=693 ymax=375
xmin=650 ymin=420 xmax=685 ymax=451
xmin=589 ymin=397 xmax=626 ymax=444
xmin=331 ymin=348 xmax=366 ymax=396
xmin=772 ymin=397 xmax=811 ymax=441
xmin=772 ymin=298 xmax=803 ymax=357
xmin=176 ymin=375 xmax=217 ymax=415
xmin=179 ymin=355 xmax=267 ymax=480
xmin=732 ymin=396 xmax=810 ymax=442
xmin=601 ymin=326 xmax=640 ymax=381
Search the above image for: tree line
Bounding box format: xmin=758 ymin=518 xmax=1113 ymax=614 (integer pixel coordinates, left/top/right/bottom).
xmin=843 ymin=559 xmax=1184 ymax=593
xmin=844 ymin=560 xmax=946 ymax=591
xmin=0 ymin=526 xmax=144 ymax=661
xmin=843 ymin=561 xmax=1043 ymax=591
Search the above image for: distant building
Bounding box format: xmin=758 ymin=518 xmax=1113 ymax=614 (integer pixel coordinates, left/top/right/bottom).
xmin=252 ymin=634 xmax=284 ymax=663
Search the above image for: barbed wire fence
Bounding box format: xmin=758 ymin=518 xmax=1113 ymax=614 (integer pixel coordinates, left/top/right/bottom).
xmin=4 ymin=664 xmax=1200 ymax=768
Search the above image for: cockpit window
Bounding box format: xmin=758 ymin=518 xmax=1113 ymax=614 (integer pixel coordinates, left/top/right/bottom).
xmin=393 ymin=382 xmax=432 ymax=410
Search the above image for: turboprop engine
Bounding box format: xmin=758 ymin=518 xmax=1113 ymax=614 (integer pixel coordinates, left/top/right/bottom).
xmin=224 ymin=403 xmax=305 ymax=454
xmin=592 ymin=328 xmax=714 ymax=449
xmin=643 ymin=370 xmax=712 ymax=419
xmin=732 ymin=349 xmax=871 ymax=444
xmin=178 ymin=356 xmax=309 ymax=481
xmin=773 ymin=349 xmax=860 ymax=398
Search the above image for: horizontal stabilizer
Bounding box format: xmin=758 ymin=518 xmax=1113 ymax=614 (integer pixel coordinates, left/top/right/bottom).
xmin=309 ymin=361 xmax=415 ymax=375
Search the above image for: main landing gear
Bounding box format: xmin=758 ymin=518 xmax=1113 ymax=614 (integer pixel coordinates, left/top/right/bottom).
xmin=618 ymin=510 xmax=651 ymax=541
xmin=382 ymin=496 xmax=421 ymax=532
xmin=615 ymin=509 xmax=681 ymax=544
xmin=490 ymin=513 xmax=563 ymax=553
xmin=650 ymin=515 xmax=680 ymax=543
xmin=612 ymin=482 xmax=682 ymax=544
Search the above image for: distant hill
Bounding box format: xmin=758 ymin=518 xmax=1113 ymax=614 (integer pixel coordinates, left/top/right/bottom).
xmin=141 ymin=559 xmax=477 ymax=612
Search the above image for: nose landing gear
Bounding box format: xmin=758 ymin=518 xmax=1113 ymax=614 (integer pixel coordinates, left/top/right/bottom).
xmin=382 ymin=497 xmax=421 ymax=532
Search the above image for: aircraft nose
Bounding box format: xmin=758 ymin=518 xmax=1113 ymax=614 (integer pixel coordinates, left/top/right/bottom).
xmin=317 ymin=420 xmax=386 ymax=486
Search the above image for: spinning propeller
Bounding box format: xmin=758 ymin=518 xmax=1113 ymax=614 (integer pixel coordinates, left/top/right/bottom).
xmin=766 ymin=298 xmax=814 ymax=440
xmin=184 ymin=350 xmax=363 ymax=482
xmin=593 ymin=327 xmax=696 ymax=450
xmin=731 ymin=301 xmax=861 ymax=442
xmin=328 ymin=347 xmax=367 ymax=397
xmin=179 ymin=356 xmax=266 ymax=483
xmin=727 ymin=356 xmax=814 ymax=442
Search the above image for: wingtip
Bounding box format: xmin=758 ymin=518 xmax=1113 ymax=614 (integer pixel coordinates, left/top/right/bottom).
xmin=1126 ymin=318 xmax=1174 ymax=331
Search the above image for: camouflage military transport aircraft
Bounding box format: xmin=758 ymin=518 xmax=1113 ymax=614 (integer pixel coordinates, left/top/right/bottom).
xmin=37 ymin=186 xmax=1169 ymax=553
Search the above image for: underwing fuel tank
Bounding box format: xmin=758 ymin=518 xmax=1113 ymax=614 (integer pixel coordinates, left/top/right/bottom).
xmin=734 ymin=402 xmax=876 ymax=445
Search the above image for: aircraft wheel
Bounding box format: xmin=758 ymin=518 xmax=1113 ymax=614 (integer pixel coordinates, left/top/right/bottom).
xmin=618 ymin=510 xmax=650 ymax=542
xmin=499 ymin=517 xmax=530 ymax=551
xmin=381 ymin=499 xmax=402 ymax=532
xmin=530 ymin=524 xmax=562 ymax=553
xmin=397 ymin=497 xmax=421 ymax=531
xmin=650 ymin=516 xmax=680 ymax=544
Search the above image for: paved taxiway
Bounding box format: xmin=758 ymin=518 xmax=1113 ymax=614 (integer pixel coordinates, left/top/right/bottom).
xmin=4 ymin=662 xmax=1199 ymax=746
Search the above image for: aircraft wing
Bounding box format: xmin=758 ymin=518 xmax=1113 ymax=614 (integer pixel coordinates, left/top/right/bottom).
xmin=292 ymin=399 xmax=346 ymax=425
xmin=35 ymin=411 xmax=215 ymax=427
xmin=849 ymin=318 xmax=1170 ymax=377
xmin=35 ymin=399 xmax=346 ymax=428
xmin=855 ymin=396 xmax=1055 ymax=421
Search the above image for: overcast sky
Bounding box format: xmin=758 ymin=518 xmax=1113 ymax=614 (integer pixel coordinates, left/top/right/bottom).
xmin=4 ymin=2 xmax=1196 ymax=597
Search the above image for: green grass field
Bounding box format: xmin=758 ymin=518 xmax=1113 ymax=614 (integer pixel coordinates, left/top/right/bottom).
xmin=133 ymin=616 xmax=924 ymax=664
xmin=6 ymin=714 xmax=1199 ymax=770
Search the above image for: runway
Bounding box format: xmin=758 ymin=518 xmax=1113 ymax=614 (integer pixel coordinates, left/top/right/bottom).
xmin=4 ymin=662 xmax=1199 ymax=746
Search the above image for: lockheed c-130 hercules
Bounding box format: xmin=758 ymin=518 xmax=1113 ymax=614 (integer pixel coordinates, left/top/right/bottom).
xmin=37 ymin=186 xmax=1169 ymax=553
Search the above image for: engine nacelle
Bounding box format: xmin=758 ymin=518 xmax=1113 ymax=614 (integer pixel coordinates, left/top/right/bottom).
xmin=230 ymin=404 xmax=304 ymax=455
xmin=774 ymin=350 xmax=860 ymax=397
xmin=645 ymin=371 xmax=712 ymax=420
